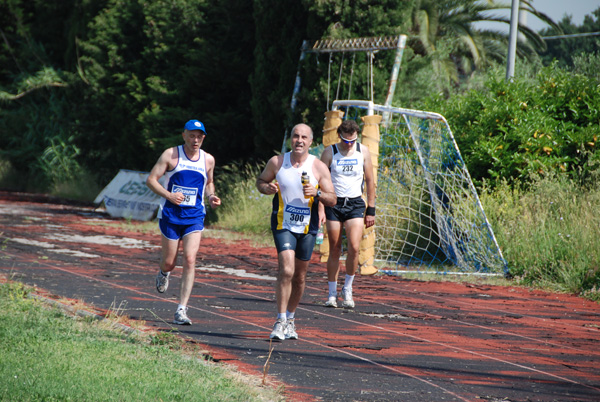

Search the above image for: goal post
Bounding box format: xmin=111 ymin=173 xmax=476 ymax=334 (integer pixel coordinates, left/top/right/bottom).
xmin=326 ymin=100 xmax=508 ymax=275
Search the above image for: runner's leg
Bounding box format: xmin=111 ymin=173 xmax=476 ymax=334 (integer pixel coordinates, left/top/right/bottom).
xmin=276 ymin=250 xmax=295 ymax=314
xmin=179 ymin=231 xmax=202 ymax=307
xmin=160 ymin=235 xmax=180 ymax=274
xmin=343 ymin=218 xmax=364 ymax=277
xmin=325 ymin=220 xmax=343 ymax=282
xmin=287 ymin=258 xmax=309 ymax=313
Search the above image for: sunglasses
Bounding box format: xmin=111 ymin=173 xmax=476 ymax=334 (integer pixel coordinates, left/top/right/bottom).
xmin=340 ymin=135 xmax=357 ymax=144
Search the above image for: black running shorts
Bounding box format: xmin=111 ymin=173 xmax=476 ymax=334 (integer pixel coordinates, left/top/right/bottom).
xmin=324 ymin=196 xmax=365 ymax=222
xmin=272 ymin=229 xmax=316 ymax=261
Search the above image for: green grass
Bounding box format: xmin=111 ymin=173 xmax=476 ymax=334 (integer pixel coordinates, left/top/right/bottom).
xmin=0 ymin=281 xmax=284 ymax=402
xmin=211 ymin=163 xmax=272 ymax=237
xmin=480 ymin=174 xmax=600 ymax=301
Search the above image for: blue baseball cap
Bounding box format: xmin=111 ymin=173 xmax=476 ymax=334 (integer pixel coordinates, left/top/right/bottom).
xmin=184 ymin=119 xmax=207 ymax=134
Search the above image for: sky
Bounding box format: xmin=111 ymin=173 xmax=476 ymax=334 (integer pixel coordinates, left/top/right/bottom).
xmin=477 ymin=0 xmax=599 ymax=33
xmin=525 ymin=0 xmax=599 ymax=31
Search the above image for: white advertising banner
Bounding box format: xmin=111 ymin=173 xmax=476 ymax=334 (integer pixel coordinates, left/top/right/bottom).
xmin=94 ymin=169 xmax=166 ymax=221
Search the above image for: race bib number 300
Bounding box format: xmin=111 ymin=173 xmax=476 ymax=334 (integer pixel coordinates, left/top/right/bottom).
xmin=172 ymin=185 xmax=198 ymax=206
xmin=284 ymin=205 xmax=310 ymax=227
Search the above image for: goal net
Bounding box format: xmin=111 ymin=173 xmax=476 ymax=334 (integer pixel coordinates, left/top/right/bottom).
xmin=332 ymin=100 xmax=507 ymax=275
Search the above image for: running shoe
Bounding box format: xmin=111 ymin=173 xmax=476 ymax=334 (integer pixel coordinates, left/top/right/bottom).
xmin=341 ymin=287 xmax=355 ymax=308
xmin=324 ymin=295 xmax=338 ymax=308
xmin=173 ymin=307 xmax=192 ymax=325
xmin=156 ymin=270 xmax=169 ymax=293
xmin=269 ymin=319 xmax=286 ymax=340
xmin=284 ymin=319 xmax=298 ymax=340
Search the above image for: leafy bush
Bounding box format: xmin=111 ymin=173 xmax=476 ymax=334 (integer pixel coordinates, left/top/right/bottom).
xmin=420 ymin=61 xmax=600 ymax=187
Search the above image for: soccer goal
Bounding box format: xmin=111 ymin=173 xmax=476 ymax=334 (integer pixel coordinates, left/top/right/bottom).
xmin=330 ymin=100 xmax=508 ymax=275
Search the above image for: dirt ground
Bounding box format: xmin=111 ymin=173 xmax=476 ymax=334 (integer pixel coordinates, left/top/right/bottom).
xmin=1 ymin=192 xmax=599 ymax=401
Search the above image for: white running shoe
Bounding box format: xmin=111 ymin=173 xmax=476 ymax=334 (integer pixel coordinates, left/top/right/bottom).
xmin=324 ymin=295 xmax=338 ymax=308
xmin=284 ymin=319 xmax=298 ymax=340
xmin=173 ymin=307 xmax=192 ymax=325
xmin=270 ymin=319 xmax=286 ymax=340
xmin=341 ymin=287 xmax=355 ymax=308
xmin=156 ymin=270 xmax=169 ymax=293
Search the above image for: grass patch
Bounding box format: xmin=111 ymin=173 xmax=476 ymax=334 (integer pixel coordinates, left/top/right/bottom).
xmin=86 ymin=218 xmax=160 ymax=235
xmin=480 ymin=175 xmax=600 ymax=301
xmin=202 ymin=228 xmax=273 ymax=248
xmin=50 ymin=170 xmax=103 ymax=203
xmin=0 ymin=281 xmax=284 ymax=402
xmin=211 ymin=162 xmax=272 ymax=237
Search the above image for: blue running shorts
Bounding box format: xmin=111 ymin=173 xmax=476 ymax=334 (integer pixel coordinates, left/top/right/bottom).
xmin=159 ymin=219 xmax=204 ymax=241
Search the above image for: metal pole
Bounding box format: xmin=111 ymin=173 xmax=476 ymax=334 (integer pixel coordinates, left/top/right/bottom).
xmin=506 ymin=0 xmax=520 ymax=81
xmin=383 ymin=35 xmax=407 ymax=108
xmin=382 ymin=34 xmax=407 ymax=126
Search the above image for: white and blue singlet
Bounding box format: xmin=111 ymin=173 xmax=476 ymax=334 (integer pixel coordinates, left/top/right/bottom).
xmin=158 ymin=145 xmax=208 ymax=228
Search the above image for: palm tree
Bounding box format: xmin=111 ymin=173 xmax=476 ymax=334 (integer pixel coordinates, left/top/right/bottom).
xmin=409 ymin=0 xmax=559 ymax=86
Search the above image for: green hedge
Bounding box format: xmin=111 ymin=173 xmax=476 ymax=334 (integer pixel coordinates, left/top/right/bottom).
xmin=420 ymin=60 xmax=600 ymax=187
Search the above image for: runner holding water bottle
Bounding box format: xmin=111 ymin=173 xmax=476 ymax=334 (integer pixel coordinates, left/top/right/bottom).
xmin=256 ymin=123 xmax=336 ymax=340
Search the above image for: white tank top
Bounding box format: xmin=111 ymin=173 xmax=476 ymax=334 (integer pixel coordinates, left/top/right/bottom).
xmin=329 ymin=143 xmax=364 ymax=198
xmin=271 ymin=152 xmax=319 ymax=234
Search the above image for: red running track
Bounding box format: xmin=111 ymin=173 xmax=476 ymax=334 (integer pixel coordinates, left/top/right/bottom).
xmin=1 ymin=193 xmax=599 ymax=401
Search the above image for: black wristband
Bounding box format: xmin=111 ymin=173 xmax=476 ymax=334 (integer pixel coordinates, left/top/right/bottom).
xmin=366 ymin=206 xmax=375 ymax=216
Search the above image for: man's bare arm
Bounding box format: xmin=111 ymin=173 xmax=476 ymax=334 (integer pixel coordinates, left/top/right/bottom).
xmin=256 ymin=156 xmax=281 ymax=195
xmin=204 ymin=153 xmax=221 ymax=208
xmin=146 ymin=148 xmax=185 ymax=205
xmin=311 ymin=159 xmax=336 ymax=207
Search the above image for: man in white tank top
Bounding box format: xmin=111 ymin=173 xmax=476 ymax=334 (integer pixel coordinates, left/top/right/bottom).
xmin=319 ymin=120 xmax=376 ymax=309
xmin=146 ymin=120 xmax=222 ymax=325
xmin=256 ymin=123 xmax=336 ymax=340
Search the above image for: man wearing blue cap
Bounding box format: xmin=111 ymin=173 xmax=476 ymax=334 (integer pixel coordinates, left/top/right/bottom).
xmin=146 ymin=119 xmax=221 ymax=325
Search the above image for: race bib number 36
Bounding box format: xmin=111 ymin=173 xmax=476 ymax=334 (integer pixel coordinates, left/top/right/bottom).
xmin=172 ymin=185 xmax=198 ymax=206
xmin=284 ymin=205 xmax=310 ymax=227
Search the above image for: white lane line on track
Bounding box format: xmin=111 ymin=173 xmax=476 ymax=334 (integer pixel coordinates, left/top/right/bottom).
xmin=196 ymin=264 xmax=276 ymax=281
xmin=313 ymin=285 xmax=597 ymax=354
xmin=365 ymin=280 xmax=600 ymax=334
xmin=198 ymin=279 xmax=600 ymax=394
xmin=0 ymin=252 xmax=471 ymax=401
xmin=191 ymin=264 xmax=598 ymax=354
xmin=185 ymin=252 xmax=600 ymax=335
xmin=9 ymin=238 xmax=101 ymax=258
xmin=5 ymin=250 xmax=600 ymax=396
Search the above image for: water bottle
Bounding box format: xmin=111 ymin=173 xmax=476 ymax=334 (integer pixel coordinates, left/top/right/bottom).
xmin=301 ymin=171 xmax=310 ymax=199
xmin=316 ymin=226 xmax=324 ymax=245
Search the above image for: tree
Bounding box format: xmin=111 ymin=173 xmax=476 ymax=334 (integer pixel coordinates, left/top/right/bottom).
xmin=266 ymin=0 xmax=415 ymax=146
xmin=249 ymin=0 xmax=311 ymax=158
xmin=406 ymin=0 xmax=557 ymax=91
xmin=78 ymin=0 xmax=256 ymax=182
xmin=539 ymin=6 xmax=600 ymax=67
xmin=0 ymin=0 xmax=96 ymax=190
